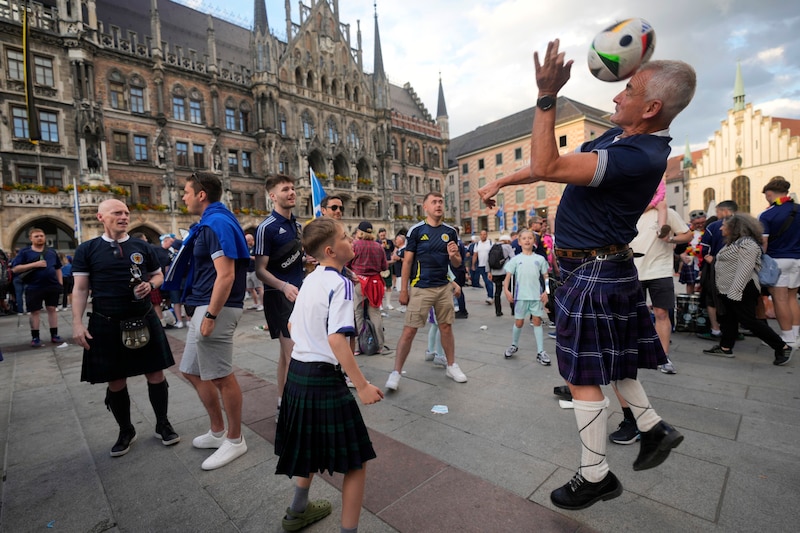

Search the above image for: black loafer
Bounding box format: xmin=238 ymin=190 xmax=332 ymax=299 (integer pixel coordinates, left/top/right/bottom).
xmin=633 ymin=421 xmax=683 ymax=471
xmin=550 ymin=471 xmax=623 ymax=510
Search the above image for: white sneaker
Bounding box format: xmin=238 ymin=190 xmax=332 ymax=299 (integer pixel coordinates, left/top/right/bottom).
xmin=256 ymin=305 xmax=264 ymax=311
xmin=446 ymin=363 xmax=468 ymax=383
xmin=247 ymin=305 xmax=258 ymax=310
xmin=504 ymin=344 xmax=518 ymax=359
xmin=485 ymin=298 xmax=493 ymax=305
xmin=425 ymin=350 xmax=436 ymax=361
xmin=387 ymin=305 xmax=395 ymax=310
xmin=174 ymin=321 xmax=184 ymax=329
xmin=537 ymin=351 xmax=552 ymax=366
xmin=381 ymin=311 xmax=389 ymax=317
xmin=399 ymin=305 xmax=407 ymax=313
xmin=192 ymin=430 xmax=227 ymax=449
xmin=433 ymin=353 xmax=447 ymax=367
xmin=201 ymin=436 xmax=247 ymax=470
xmin=385 ymin=371 xmax=401 ymax=390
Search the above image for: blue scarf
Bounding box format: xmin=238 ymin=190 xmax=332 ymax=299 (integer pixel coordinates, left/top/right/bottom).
xmin=163 ymin=202 xmax=249 ymax=292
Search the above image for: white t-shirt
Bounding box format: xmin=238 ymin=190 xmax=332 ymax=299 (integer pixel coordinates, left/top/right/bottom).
xmin=289 ymin=266 xmax=356 ymax=365
xmin=473 ymin=239 xmax=493 ymax=268
xmin=631 ymin=208 xmax=690 ymax=281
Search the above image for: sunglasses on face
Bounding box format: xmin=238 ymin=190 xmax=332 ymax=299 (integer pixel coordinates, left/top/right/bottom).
xmin=326 ymin=205 xmax=343 ymax=212
xmin=111 ymin=241 xmax=124 ymax=259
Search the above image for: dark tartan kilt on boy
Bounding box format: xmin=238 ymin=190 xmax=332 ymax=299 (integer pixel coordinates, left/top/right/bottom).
xmin=81 ymin=297 xmax=175 ymax=384
xmin=554 ymin=256 xmax=667 ymax=386
xmin=275 ymin=359 xmax=376 ymax=477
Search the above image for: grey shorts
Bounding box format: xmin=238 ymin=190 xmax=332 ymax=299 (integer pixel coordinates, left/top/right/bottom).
xmin=246 ymin=271 xmax=261 ymax=290
xmin=180 ymin=305 xmax=243 ymax=380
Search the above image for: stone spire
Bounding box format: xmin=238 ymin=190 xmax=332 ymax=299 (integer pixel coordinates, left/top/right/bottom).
xmin=436 ymin=73 xmax=449 ymax=140
xmin=682 ymin=136 xmax=693 ymax=170
xmin=372 ymin=3 xmax=389 ymax=110
xmin=733 ymin=62 xmax=745 ymax=112
xmin=253 ymin=0 xmax=268 ymax=37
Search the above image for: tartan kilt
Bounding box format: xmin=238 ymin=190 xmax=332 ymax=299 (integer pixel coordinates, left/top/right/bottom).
xmin=81 ymin=298 xmax=175 ymax=384
xmin=275 ymin=359 xmax=376 ymax=477
xmin=679 ymin=262 xmax=698 ymax=285
xmin=554 ymin=257 xmax=666 ymax=386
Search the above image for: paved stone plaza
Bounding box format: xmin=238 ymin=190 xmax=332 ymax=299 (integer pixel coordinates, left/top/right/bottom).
xmin=1 ymin=285 xmax=798 ymax=532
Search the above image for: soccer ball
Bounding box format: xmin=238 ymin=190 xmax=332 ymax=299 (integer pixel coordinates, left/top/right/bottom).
xmin=588 ymin=18 xmax=656 ymax=82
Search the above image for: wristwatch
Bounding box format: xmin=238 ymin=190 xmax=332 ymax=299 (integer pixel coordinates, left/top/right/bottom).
xmin=149 ymin=282 xmax=156 ymax=290
xmin=537 ymin=95 xmax=556 ymax=112
xmin=204 ymin=311 xmax=217 ymax=320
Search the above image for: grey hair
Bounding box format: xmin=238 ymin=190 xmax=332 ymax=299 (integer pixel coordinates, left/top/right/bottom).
xmin=723 ymin=213 xmax=763 ymax=245
xmin=641 ymin=60 xmax=697 ymax=122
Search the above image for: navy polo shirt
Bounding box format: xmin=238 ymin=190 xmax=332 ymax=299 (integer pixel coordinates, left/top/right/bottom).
xmin=405 ymin=221 xmax=458 ymax=288
xmin=72 ymin=236 xmax=160 ymax=299
xmin=555 ymin=127 xmax=671 ymax=250
xmin=11 ymin=246 xmax=62 ymax=291
xmin=183 ymin=226 xmax=247 ymax=308
xmin=760 ymin=201 xmax=800 ymax=259
xmin=253 ymin=210 xmax=304 ymax=288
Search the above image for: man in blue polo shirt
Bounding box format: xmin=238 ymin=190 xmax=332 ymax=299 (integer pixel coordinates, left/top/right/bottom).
xmin=170 ymin=172 xmax=250 ymax=470
xmin=254 ymin=174 xmax=304 ymax=417
xmin=479 ymin=40 xmax=695 ymax=510
xmin=10 ymin=227 xmax=63 ymax=347
xmin=385 ymin=191 xmax=467 ymax=390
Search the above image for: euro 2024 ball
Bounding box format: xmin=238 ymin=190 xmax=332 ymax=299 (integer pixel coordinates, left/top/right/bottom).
xmin=588 ymin=18 xmax=656 ymax=82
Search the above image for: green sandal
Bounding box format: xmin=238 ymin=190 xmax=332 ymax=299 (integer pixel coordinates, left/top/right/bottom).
xmin=282 ymin=499 xmax=333 ymax=531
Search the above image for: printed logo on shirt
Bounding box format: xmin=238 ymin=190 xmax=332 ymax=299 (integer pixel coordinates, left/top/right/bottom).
xmin=421 ymin=234 xmax=429 ymax=241
xmin=441 ymin=234 xmax=450 ymax=243
xmin=130 ymin=252 xmax=144 ymax=265
xmin=279 ymin=228 xmax=287 ymax=234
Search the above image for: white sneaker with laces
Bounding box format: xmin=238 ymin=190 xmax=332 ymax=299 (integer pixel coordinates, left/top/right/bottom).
xmin=192 ymin=430 xmax=227 ymax=449
xmin=504 ymin=345 xmax=518 ymax=358
xmin=446 ymin=363 xmax=468 ymax=383
xmin=398 ymin=305 xmax=407 ymax=313
xmin=537 ymin=351 xmax=552 ymax=366
xmin=424 ymin=350 xmax=436 ymax=361
xmin=387 ymin=304 xmax=395 ymax=310
xmin=659 ymin=359 xmax=677 ymax=374
xmin=256 ymin=305 xmax=264 ymax=311
xmin=433 ymin=353 xmax=447 ymax=367
xmin=201 ymin=436 xmax=247 ymax=470
xmin=385 ymin=371 xmax=401 ymax=390
xmin=174 ymin=321 xmax=184 ymax=329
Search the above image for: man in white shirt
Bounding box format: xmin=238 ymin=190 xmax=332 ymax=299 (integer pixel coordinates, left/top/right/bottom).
xmin=472 ymin=230 xmax=494 ymax=303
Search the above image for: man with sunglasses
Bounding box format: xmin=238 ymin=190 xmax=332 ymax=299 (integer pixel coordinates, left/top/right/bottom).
xmin=255 ymin=174 xmax=305 ymax=419
xmin=320 ymin=194 xmax=344 ymax=219
xmin=72 ymin=199 xmax=179 ymax=458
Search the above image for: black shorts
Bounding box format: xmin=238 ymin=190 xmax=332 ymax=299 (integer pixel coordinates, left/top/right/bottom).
xmin=263 ymin=288 xmax=293 ymax=339
xmin=639 ymin=277 xmax=675 ymax=311
xmin=26 ymin=287 xmax=61 ymax=311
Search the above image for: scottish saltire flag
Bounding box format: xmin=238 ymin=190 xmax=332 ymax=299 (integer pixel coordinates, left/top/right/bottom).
xmin=310 ymin=168 xmax=326 ymax=218
xmin=496 ymin=204 xmax=505 ymax=232
xmin=512 ymin=212 xmax=518 ymax=232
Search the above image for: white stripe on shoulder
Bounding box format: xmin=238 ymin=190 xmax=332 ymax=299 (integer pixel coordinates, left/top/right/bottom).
xmin=589 ymin=149 xmax=607 ymax=188
xmin=407 ymin=221 xmax=425 ymax=236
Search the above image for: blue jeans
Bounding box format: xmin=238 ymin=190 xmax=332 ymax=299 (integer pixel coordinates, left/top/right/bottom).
xmin=475 ymin=266 xmax=493 ymax=298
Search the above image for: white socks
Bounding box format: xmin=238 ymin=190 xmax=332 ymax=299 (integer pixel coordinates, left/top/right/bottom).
xmin=613 ymin=379 xmax=661 ymax=433
xmin=573 ymin=397 xmax=610 ymax=483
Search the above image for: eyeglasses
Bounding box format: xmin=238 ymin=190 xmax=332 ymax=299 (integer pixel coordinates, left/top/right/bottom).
xmin=326 ymin=205 xmax=344 ymax=212
xmin=190 ymin=173 xmax=208 ymax=196
xmin=110 ymin=241 xmax=124 ymax=259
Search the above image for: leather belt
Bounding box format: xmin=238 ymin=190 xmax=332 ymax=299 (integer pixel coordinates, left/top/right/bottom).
xmin=555 ymin=244 xmax=630 ymax=259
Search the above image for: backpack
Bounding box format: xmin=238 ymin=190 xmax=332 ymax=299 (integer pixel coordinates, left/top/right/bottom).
xmin=759 ymin=253 xmax=780 ymax=287
xmin=488 ymin=243 xmax=507 ymax=270
xmin=357 ymin=301 xmax=380 ymax=356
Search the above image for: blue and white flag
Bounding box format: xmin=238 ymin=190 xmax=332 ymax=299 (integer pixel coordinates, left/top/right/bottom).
xmin=72 ymin=177 xmax=82 ymax=244
xmin=310 ymin=168 xmax=327 ymax=218
xmin=496 ymin=204 xmax=505 ymax=232
xmin=529 ymin=206 xmax=536 ymax=218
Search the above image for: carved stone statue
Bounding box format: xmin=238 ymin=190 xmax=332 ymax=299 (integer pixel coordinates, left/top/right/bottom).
xmin=87 ymin=145 xmax=101 ymax=172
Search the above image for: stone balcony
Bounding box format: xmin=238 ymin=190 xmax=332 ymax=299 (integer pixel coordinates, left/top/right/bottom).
xmin=0 ymin=189 xmax=118 ymax=209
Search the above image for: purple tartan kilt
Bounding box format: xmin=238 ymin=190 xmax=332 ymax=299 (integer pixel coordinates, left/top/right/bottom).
xmin=275 ymin=359 xmax=376 ymax=477
xmin=678 ymin=262 xmax=698 ymax=285
xmin=554 ymin=257 xmax=666 ymax=385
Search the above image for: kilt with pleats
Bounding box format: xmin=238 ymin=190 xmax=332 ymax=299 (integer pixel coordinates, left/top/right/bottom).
xmin=275 ymin=359 xmax=376 ymax=477
xmin=554 ymin=256 xmax=666 ymax=385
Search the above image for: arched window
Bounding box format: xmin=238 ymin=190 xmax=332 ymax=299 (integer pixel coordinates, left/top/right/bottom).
xmin=172 ymin=84 xmax=187 ymax=121
xmin=128 ymin=74 xmax=146 ymax=114
xmin=279 ymin=109 xmax=288 ymax=136
xmin=279 ymin=151 xmax=289 ymax=174
xmin=188 ymin=87 xmax=203 ymax=124
xmin=295 ymin=67 xmax=303 ymax=86
xmin=353 ymin=86 xmax=359 ymax=103
xmin=703 ymin=188 xmax=715 ymax=211
xmin=301 ymin=111 xmax=315 ymax=140
xmin=731 ymin=175 xmax=750 ymax=215
xmin=224 ymin=97 xmax=237 ymax=130
xmin=348 ymin=123 xmax=360 ymax=150
xmin=306 ymin=70 xmax=314 ymax=90
xmin=391 ymin=138 xmax=398 ymax=159
xmin=321 ymin=75 xmax=329 ymax=95
xmin=326 ymin=117 xmax=339 ymax=145
xmin=108 ymin=70 xmax=127 ymax=110
xmin=239 ymin=101 xmax=251 ymax=132
xmin=344 ymin=83 xmax=351 ymax=101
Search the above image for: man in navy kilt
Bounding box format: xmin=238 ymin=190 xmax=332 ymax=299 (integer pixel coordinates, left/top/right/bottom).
xmin=479 ymin=40 xmax=696 ymax=510
xmin=72 ymin=199 xmax=179 ymax=457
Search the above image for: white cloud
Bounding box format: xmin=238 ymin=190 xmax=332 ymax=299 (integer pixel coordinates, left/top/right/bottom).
xmin=756 ymin=46 xmax=784 ymax=63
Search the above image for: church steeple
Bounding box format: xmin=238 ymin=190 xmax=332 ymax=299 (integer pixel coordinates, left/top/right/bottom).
xmin=436 ymin=73 xmax=449 ymax=140
xmin=253 ymin=0 xmax=268 ymax=37
xmin=372 ymin=3 xmax=389 ymax=110
xmin=733 ymin=62 xmax=745 ymax=112
xmin=682 ymin=136 xmax=693 ymax=170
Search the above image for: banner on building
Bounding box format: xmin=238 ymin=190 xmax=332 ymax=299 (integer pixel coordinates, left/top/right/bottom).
xmin=23 ymin=0 xmax=41 ymax=142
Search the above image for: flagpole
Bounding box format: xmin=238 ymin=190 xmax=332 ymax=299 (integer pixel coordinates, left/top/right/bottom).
xmin=73 ymin=174 xmax=82 ymax=244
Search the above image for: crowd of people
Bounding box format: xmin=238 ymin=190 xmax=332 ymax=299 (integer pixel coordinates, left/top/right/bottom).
xmin=1 ymin=38 xmax=799 ymax=532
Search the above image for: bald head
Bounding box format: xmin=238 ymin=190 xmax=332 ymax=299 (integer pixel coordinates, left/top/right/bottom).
xmin=97 ymin=199 xmax=130 ymax=238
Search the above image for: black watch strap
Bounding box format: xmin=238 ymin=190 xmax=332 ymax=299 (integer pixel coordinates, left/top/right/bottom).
xmin=204 ymin=311 xmax=217 ymax=320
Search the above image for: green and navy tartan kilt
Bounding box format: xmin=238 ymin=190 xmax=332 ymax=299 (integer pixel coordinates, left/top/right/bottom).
xmin=275 ymin=359 xmax=376 ymax=477
xmin=554 ymin=257 xmax=666 ymax=386
xmin=81 ymin=297 xmax=174 ymax=384
xmin=679 ymin=262 xmax=699 ymax=285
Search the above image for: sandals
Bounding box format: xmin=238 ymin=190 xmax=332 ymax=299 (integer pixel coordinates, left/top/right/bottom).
xmin=282 ymin=500 xmax=332 ymax=531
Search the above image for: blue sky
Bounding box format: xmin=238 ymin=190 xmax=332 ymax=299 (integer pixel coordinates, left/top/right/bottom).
xmin=176 ymin=0 xmax=800 ymax=155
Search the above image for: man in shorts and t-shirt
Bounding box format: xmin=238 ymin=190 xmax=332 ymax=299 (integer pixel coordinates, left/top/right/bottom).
xmin=385 ymin=192 xmax=467 ymax=390
xmin=255 ymin=174 xmax=305 ymax=416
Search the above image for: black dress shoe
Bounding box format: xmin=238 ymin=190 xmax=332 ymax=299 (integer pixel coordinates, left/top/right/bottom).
xmin=550 ymin=471 xmax=623 ymax=510
xmin=633 ymin=420 xmax=683 ymax=471
xmin=110 ymin=425 xmax=137 ymax=457
xmin=454 ymin=311 xmax=469 ymax=319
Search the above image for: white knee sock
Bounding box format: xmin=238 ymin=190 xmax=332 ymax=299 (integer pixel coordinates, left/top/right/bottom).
xmin=613 ymin=379 xmax=661 ymax=432
xmin=573 ymin=397 xmax=610 ymax=483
